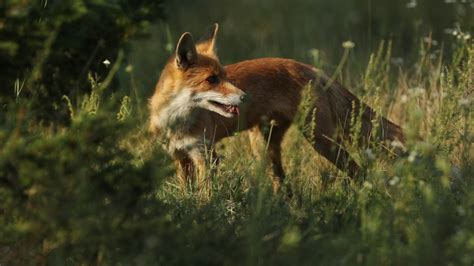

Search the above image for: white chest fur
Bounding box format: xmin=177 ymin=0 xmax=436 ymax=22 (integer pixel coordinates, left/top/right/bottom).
xmin=153 ymin=89 xmax=195 ymax=130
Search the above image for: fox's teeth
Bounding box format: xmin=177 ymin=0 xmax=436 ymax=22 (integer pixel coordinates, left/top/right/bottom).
xmin=225 ymin=105 xmax=239 ymax=115
xmin=213 ymin=102 xmax=239 ymax=115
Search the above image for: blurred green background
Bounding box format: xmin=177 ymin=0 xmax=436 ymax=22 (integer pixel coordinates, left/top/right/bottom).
xmin=129 ymin=0 xmax=473 ymax=96
xmin=1 ymin=0 xmax=472 ymax=120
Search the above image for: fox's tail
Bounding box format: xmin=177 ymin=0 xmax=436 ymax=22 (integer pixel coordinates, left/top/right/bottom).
xmin=300 ymin=71 xmax=405 ymax=177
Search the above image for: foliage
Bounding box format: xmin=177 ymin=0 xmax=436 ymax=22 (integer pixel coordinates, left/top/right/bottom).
xmin=0 ymin=109 xmax=177 ymax=264
xmin=0 ymin=0 xmax=165 ymax=122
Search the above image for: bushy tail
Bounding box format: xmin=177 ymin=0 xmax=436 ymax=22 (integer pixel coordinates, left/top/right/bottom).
xmin=324 ymin=79 xmax=405 ymax=146
xmin=299 ymin=71 xmax=405 ymax=177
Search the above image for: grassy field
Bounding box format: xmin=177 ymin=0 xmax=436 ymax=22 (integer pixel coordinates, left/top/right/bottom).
xmin=1 ymin=1 xmax=473 ymax=265
xmin=152 ymin=38 xmax=473 ymax=265
xmin=2 ymin=36 xmax=472 ymax=265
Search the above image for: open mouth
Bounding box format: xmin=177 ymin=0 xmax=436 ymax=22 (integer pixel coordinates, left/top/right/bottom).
xmin=209 ymin=100 xmax=240 ymax=115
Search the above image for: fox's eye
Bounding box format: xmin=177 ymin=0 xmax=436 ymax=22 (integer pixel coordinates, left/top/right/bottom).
xmin=206 ymin=75 xmax=219 ymax=84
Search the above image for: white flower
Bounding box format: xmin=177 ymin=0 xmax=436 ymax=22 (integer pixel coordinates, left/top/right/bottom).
xmin=389 ymin=176 xmax=400 ymax=186
xmin=342 ymin=41 xmax=355 ymax=49
xmin=400 ymin=94 xmax=409 ymax=103
xmin=406 ymin=0 xmax=417 ymax=8
xmin=408 ymin=151 xmax=417 ymax=162
xmin=103 ymin=59 xmax=111 ymax=67
xmin=463 ymin=33 xmax=471 ymax=40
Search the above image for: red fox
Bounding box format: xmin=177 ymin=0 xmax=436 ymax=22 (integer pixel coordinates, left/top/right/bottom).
xmin=149 ymin=24 xmax=404 ymax=193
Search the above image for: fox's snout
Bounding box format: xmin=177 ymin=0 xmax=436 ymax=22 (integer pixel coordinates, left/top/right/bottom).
xmin=239 ymin=92 xmax=247 ymax=103
xmin=223 ymin=82 xmax=246 ymax=104
xmin=229 ymin=90 xmax=246 ymax=105
xmin=192 ymin=83 xmax=246 ymax=118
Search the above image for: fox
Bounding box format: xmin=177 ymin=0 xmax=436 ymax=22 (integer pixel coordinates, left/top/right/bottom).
xmin=149 ymin=23 xmax=405 ymax=194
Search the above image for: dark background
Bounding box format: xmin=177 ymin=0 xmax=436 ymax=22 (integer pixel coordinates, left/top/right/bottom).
xmin=128 ymin=0 xmax=473 ymax=95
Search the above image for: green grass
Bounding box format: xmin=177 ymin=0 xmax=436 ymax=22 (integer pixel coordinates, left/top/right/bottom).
xmin=1 ymin=36 xmax=473 ymax=265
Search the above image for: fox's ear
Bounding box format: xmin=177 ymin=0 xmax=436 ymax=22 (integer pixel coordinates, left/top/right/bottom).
xmin=176 ymin=32 xmax=198 ymax=69
xmin=197 ymin=23 xmax=219 ymax=57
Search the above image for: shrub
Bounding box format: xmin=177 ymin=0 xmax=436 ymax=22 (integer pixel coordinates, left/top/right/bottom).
xmin=0 ymin=0 xmax=165 ymax=122
xmin=0 ymin=112 xmax=176 ymax=264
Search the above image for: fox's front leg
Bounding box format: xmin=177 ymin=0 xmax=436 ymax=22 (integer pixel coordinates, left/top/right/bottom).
xmin=249 ymin=121 xmax=292 ymax=197
xmin=174 ymin=147 xmax=210 ymax=190
xmin=175 ymin=153 xmax=195 ymax=189
xmin=188 ymin=148 xmax=207 ymax=187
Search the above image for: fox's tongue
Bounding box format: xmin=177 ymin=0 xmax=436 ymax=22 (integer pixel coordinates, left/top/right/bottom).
xmin=225 ymin=105 xmax=240 ymax=116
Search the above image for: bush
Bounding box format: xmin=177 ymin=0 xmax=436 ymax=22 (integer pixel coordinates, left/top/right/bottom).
xmin=0 ymin=112 xmax=176 ymax=264
xmin=0 ymin=0 xmax=165 ymax=122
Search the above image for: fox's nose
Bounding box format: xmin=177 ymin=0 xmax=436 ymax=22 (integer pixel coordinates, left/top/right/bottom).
xmin=240 ymin=93 xmax=247 ymax=103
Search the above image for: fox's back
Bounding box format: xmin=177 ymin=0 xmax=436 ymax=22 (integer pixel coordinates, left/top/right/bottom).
xmin=224 ymin=58 xmax=315 ymax=123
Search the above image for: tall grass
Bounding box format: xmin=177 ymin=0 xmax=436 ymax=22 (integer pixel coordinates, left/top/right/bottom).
xmin=152 ymin=37 xmax=473 ymax=264
xmin=1 ymin=34 xmax=473 ymax=264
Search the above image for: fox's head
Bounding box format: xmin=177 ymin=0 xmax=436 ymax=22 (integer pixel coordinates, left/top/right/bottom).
xmin=153 ymin=24 xmax=246 ymax=122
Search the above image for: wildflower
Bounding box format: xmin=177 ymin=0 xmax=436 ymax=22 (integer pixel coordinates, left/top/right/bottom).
xmin=309 ymin=48 xmax=319 ymax=57
xmin=125 ymin=64 xmax=134 ymax=73
xmin=365 ymin=148 xmax=375 ymax=160
xmin=363 ymin=181 xmax=373 ymax=189
xmin=165 ymin=43 xmax=173 ymax=52
xmin=400 ymin=94 xmax=409 ymax=103
xmin=410 ymin=87 xmax=426 ymax=97
xmin=389 ymin=176 xmax=400 ymax=186
xmin=390 ymin=140 xmax=405 ymax=149
xmin=458 ymin=98 xmax=471 ymax=106
xmin=464 ymin=33 xmax=471 ymax=40
xmin=103 ymin=59 xmax=111 ymax=67
xmin=406 ymin=0 xmax=417 ymax=8
xmin=342 ymin=41 xmax=355 ymax=49
xmin=408 ymin=151 xmax=417 ymax=162
xmin=423 ymin=37 xmax=439 ymax=46
xmin=444 ymin=28 xmax=454 ymax=35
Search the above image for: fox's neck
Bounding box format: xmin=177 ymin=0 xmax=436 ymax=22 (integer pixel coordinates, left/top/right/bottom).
xmin=150 ymin=88 xmax=197 ymax=133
